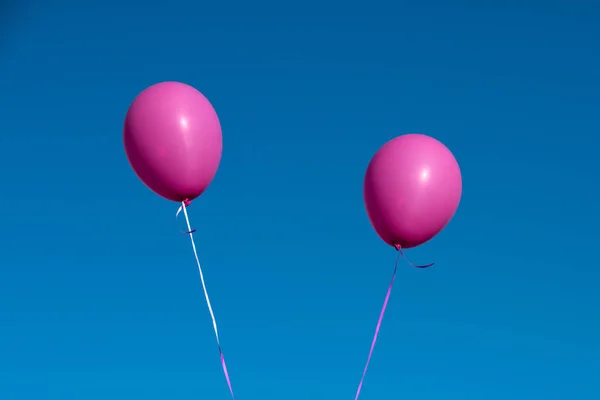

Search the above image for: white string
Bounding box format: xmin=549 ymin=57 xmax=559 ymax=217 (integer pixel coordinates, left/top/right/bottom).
xmin=175 ymin=202 xmax=235 ymax=398
xmin=177 ymin=202 xmax=221 ymax=346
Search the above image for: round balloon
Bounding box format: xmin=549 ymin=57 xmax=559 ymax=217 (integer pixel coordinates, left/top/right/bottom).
xmin=363 ymin=134 xmax=462 ymax=249
xmin=124 ymin=82 xmax=222 ymax=202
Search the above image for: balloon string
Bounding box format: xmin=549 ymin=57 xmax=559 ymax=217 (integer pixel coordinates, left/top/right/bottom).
xmin=177 ymin=201 xmax=235 ymax=399
xmin=354 ymin=251 xmax=400 ymax=400
xmin=354 ymin=246 xmax=433 ymax=399
xmin=176 ymin=199 xmax=196 ymax=234
xmin=394 ymin=244 xmax=434 ymax=269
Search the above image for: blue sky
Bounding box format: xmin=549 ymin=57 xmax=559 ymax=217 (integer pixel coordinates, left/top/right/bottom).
xmin=0 ymin=1 xmax=599 ymax=399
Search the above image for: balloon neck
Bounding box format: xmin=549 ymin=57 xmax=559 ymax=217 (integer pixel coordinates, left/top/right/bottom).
xmin=393 ymin=243 xmax=401 ymax=251
xmin=183 ymin=199 xmax=192 ymax=207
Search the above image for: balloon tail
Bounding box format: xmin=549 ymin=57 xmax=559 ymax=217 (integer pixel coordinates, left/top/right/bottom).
xmin=179 ymin=201 xmax=235 ymax=399
xmin=176 ymin=199 xmax=196 ymax=234
xmin=394 ymin=243 xmax=434 ymax=269
xmin=354 ymin=251 xmax=401 ymax=400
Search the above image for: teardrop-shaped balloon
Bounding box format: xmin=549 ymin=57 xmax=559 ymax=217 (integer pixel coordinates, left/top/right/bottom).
xmin=364 ymin=134 xmax=462 ymax=248
xmin=124 ymin=82 xmax=222 ymax=202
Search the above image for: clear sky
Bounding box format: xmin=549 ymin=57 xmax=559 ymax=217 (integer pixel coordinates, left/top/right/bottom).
xmin=1 ymin=1 xmax=598 ymax=399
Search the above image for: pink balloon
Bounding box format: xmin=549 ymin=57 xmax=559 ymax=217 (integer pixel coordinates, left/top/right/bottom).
xmin=124 ymin=82 xmax=222 ymax=202
xmin=363 ymin=134 xmax=462 ymax=249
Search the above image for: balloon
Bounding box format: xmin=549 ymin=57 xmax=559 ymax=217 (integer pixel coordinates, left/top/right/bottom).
xmin=124 ymin=82 xmax=222 ymax=202
xmin=363 ymin=134 xmax=462 ymax=249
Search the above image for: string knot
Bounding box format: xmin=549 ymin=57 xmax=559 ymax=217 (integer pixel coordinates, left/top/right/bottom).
xmin=177 ymin=200 xmax=196 ymax=234
xmin=393 ymin=243 xmax=434 ymax=269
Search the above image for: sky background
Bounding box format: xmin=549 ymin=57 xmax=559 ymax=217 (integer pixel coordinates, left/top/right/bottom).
xmin=1 ymin=1 xmax=599 ymax=399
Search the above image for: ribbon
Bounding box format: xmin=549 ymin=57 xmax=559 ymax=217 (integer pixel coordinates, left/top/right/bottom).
xmin=395 ymin=244 xmax=434 ymax=269
xmin=177 ymin=200 xmax=235 ymax=398
xmin=353 ymin=244 xmax=433 ymax=399
xmin=176 ymin=199 xmax=196 ymax=234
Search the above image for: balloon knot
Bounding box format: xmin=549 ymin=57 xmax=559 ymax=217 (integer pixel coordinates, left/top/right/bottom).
xmin=183 ymin=199 xmax=192 ymax=207
xmin=393 ymin=243 xmax=401 ymax=251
